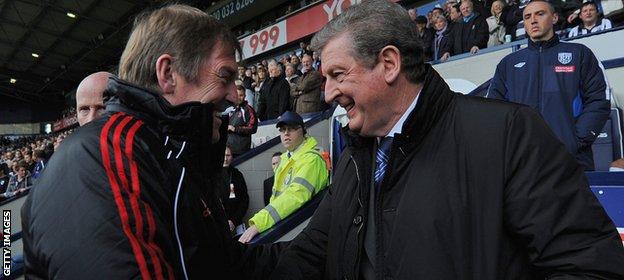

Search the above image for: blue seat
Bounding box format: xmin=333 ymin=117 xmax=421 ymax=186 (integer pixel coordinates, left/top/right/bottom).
xmin=592 ymin=108 xmax=624 ymax=171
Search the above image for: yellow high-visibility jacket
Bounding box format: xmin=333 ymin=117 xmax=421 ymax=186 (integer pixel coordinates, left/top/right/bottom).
xmin=249 ymin=136 xmax=328 ymax=232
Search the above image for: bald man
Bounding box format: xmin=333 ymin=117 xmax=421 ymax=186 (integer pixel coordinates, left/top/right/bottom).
xmin=75 ymin=72 xmax=112 ymax=126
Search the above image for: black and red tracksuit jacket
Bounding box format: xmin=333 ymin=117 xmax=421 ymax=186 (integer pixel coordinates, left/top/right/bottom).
xmin=21 ymin=78 xmax=281 ymax=279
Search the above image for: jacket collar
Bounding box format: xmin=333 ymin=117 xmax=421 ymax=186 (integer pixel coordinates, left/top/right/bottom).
xmin=528 ymin=34 xmax=559 ymax=50
xmin=104 ymin=76 xmax=220 ymax=139
xmin=344 ymin=64 xmax=456 ymax=153
xmin=104 ymin=76 xmax=228 ymax=172
xmin=283 ymin=136 xmax=318 ymax=161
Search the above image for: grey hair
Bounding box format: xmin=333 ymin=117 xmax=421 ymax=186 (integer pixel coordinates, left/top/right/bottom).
xmin=310 ymin=0 xmax=426 ymax=83
xmin=434 ymin=14 xmax=448 ymax=22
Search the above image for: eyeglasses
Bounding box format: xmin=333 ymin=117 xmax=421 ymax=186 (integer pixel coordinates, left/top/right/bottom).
xmin=278 ymin=126 xmax=301 ymax=133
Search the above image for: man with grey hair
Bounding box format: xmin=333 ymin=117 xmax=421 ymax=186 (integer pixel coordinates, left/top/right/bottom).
xmin=258 ymin=60 xmax=291 ymax=120
xmin=22 ymin=4 xmax=280 ymax=279
xmin=270 ymin=1 xmax=624 ymax=279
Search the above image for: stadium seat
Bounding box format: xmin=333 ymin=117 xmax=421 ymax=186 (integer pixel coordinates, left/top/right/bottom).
xmin=592 ymin=108 xmax=624 ymax=170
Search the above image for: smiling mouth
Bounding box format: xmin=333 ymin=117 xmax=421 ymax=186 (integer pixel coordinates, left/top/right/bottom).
xmin=344 ymin=103 xmax=355 ymax=115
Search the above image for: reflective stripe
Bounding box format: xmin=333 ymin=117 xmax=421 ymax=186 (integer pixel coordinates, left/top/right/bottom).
xmin=294 ymin=177 xmax=315 ymax=193
xmin=265 ymin=204 xmax=281 ymax=223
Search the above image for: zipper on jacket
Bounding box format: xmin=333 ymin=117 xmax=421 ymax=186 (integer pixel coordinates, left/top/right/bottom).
xmin=350 ymin=155 xmax=364 ymax=279
xmin=538 ymin=46 xmax=543 ymax=113
xmin=174 ymin=166 xmax=189 ymax=280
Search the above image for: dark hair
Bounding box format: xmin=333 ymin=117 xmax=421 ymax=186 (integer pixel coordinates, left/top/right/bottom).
xmin=528 ymin=0 xmax=556 ymax=14
xmin=236 ymin=85 xmax=245 ymax=91
xmin=432 ymin=7 xmax=445 ymax=13
xmin=452 ymin=3 xmax=461 ymax=13
xmin=16 ymin=160 xmax=28 ymax=170
xmin=33 ymin=149 xmax=45 ymax=159
xmin=272 ymin=152 xmax=282 ymax=158
xmin=581 ymin=1 xmax=599 ymax=11
xmin=415 ymin=15 xmax=428 ymax=24
xmin=311 ymin=0 xmax=427 ymax=83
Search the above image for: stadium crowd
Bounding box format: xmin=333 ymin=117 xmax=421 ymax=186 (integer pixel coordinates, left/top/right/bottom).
xmin=0 ymin=131 xmax=71 ymax=200
xmin=409 ymin=0 xmax=620 ymax=61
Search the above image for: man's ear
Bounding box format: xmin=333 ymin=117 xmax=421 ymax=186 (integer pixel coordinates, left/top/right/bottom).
xmin=378 ymin=45 xmax=401 ymax=84
xmin=156 ymin=54 xmax=176 ymax=95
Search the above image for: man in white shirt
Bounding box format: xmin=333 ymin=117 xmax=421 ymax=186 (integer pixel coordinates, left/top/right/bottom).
xmin=568 ymin=1 xmax=613 ymax=37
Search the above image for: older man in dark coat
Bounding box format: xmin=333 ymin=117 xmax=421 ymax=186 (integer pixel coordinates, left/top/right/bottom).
xmin=270 ymin=1 xmax=624 ymax=279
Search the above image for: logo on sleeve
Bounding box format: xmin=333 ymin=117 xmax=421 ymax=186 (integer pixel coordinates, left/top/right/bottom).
xmin=514 ymin=62 xmax=526 ymax=68
xmin=558 ymin=52 xmax=572 ymax=64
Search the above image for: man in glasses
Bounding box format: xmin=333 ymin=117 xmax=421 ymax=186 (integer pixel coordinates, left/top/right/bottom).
xmin=239 ymin=111 xmax=328 ymax=243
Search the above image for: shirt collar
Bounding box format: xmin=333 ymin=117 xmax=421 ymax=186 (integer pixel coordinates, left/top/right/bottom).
xmin=463 ymin=13 xmax=475 ymax=23
xmin=386 ymin=89 xmax=421 ymax=137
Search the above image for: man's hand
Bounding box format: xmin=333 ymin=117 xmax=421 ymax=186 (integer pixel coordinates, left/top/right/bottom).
xmin=228 ymin=125 xmax=235 ymax=132
xmin=238 ymin=225 xmax=259 ymax=243
xmin=568 ymin=13 xmax=579 ymax=23
xmin=441 ymin=52 xmax=451 ymax=61
xmin=470 ymin=46 xmax=480 ymax=54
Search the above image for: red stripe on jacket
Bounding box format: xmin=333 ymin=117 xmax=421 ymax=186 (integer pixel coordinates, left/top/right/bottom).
xmin=124 ymin=120 xmax=175 ymax=280
xmin=100 ymin=113 xmax=154 ymax=279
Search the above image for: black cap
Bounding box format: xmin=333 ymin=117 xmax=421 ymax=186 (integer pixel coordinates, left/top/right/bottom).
xmin=276 ymin=111 xmax=304 ymax=128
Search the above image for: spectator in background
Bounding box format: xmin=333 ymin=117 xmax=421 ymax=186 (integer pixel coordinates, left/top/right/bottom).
xmin=243 ymin=68 xmax=255 ymax=108
xmin=227 ymin=85 xmax=258 ymax=156
xmin=0 ymin=165 xmax=9 ymax=195
xmin=291 ymin=54 xmax=324 ymax=114
xmin=568 ymin=1 xmax=613 ymax=37
xmin=239 ymin=111 xmax=328 ymax=243
xmin=431 ymin=7 xmax=445 ymax=19
xmin=285 ymin=63 xmax=301 ymax=109
xmin=487 ymin=0 xmax=610 ymax=170
xmin=253 ymin=67 xmax=267 ymax=111
xmin=263 ymin=152 xmax=282 ymax=206
xmin=285 ymin=63 xmax=300 ymax=86
xmin=432 ymin=15 xmax=454 ymax=61
xmin=280 ymin=55 xmax=290 ymax=66
xmin=31 ymin=149 xmax=46 ymax=180
xmin=471 ymin=0 xmax=492 ymax=18
xmin=500 ymin=0 xmax=529 ymax=41
xmin=23 ymin=152 xmax=35 ymax=173
xmin=258 ymin=61 xmax=291 ymax=121
xmin=415 ymin=15 xmax=434 ymax=61
xmin=290 ymin=55 xmax=303 ymax=75
xmin=449 ymin=3 xmax=463 ymax=23
xmin=312 ymin=51 xmax=321 ymax=71
xmin=75 ymin=72 xmax=112 ymax=126
xmin=487 ymin=0 xmax=507 ymax=46
xmin=221 ymin=146 xmax=250 ymax=233
xmin=445 ymin=0 xmax=458 ymax=15
xmin=453 ymin=0 xmax=489 ymax=55
xmin=426 ymin=11 xmax=434 ymax=28
xmin=296 ymin=41 xmax=309 ymax=57
xmin=237 ymin=65 xmax=246 ymax=82
xmin=1 ymin=160 xmax=31 ymax=199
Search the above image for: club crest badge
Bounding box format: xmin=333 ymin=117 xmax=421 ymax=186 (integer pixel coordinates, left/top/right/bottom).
xmin=558 ymin=52 xmax=572 ymax=64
